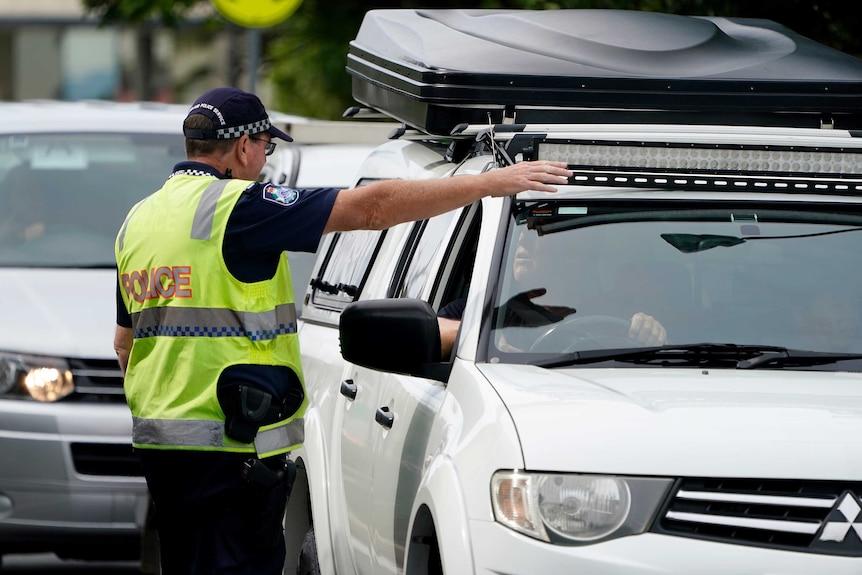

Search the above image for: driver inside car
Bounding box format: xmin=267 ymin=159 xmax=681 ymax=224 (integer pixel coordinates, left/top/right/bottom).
xmin=438 ymin=227 xmax=667 ymax=356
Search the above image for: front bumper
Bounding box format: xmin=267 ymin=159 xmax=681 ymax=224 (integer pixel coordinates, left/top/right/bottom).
xmin=470 ymin=520 xmax=860 ymax=574
xmin=0 ymin=399 xmax=148 ymax=557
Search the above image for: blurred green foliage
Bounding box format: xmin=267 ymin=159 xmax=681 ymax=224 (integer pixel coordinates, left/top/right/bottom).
xmin=83 ymin=0 xmax=862 ymax=119
xmin=83 ymin=0 xmax=202 ymax=27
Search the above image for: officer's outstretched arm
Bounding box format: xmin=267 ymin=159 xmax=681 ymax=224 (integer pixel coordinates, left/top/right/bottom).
xmin=323 ymin=161 xmax=571 ymax=234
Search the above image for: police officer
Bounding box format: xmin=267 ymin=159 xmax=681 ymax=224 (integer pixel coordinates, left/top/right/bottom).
xmin=113 ymin=86 xmax=570 ymax=575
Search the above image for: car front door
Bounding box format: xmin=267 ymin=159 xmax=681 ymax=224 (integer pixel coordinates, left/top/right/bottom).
xmin=303 ymin=228 xmax=385 ymax=574
xmin=366 ymin=206 xmax=477 ymax=574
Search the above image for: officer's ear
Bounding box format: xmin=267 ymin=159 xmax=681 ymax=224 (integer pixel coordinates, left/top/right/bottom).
xmin=234 ymin=134 xmax=252 ymax=167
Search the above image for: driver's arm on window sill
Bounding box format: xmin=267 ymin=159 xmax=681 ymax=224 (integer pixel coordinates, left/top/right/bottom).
xmin=438 ymin=317 xmax=461 ymax=359
xmin=438 ymin=317 xmax=526 ymax=356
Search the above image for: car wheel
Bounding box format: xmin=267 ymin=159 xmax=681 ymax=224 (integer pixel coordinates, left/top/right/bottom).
xmin=428 ymin=534 xmax=443 ymax=575
xmin=297 ymin=527 xmax=320 ymax=575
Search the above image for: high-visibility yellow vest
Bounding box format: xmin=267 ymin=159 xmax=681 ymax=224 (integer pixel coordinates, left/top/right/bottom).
xmin=115 ymin=176 xmax=306 ymax=458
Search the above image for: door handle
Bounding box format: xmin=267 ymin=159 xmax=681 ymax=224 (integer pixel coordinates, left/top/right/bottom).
xmin=375 ymin=406 xmax=394 ymax=429
xmin=340 ymin=379 xmax=357 ymax=400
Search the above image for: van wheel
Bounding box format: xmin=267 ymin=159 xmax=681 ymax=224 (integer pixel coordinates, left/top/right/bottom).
xmin=297 ymin=527 xmax=320 ymax=575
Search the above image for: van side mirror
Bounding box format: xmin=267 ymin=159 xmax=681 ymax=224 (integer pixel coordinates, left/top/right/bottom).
xmin=339 ymin=299 xmax=450 ymax=381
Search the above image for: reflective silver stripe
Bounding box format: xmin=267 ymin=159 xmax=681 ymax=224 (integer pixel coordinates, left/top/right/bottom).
xmin=191 ymin=179 xmax=230 ymax=240
xmin=255 ymin=418 xmax=305 ymax=456
xmin=133 ymin=416 xmax=227 ymax=448
xmin=131 ymin=303 xmax=298 ymax=341
xmin=133 ymin=416 xmax=303 ymax=455
xmin=117 ymin=201 xmax=145 ymax=251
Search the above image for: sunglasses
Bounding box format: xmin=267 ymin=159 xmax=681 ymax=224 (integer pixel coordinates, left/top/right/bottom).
xmin=249 ymin=136 xmax=276 ymax=156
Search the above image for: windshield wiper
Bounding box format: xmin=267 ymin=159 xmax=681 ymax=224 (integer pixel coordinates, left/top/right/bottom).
xmin=531 ymin=343 xmax=862 ymax=369
xmin=736 ymin=349 xmax=862 ymax=369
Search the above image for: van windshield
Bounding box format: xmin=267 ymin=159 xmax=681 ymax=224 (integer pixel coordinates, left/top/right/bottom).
xmin=0 ymin=133 xmax=185 ymax=268
xmin=488 ymin=202 xmax=862 ymax=366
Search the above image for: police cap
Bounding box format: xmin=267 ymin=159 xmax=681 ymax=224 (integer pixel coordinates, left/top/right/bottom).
xmin=183 ymin=87 xmax=293 ymax=142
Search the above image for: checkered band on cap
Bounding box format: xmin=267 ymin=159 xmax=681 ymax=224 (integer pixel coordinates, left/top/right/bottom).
xmin=216 ymin=118 xmax=272 ymax=140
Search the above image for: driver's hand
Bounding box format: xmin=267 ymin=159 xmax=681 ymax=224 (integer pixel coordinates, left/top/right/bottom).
xmin=497 ymin=333 xmax=522 ymax=353
xmin=628 ymin=312 xmax=667 ymax=346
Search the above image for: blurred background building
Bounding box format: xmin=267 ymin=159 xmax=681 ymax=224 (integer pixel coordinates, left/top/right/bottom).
xmin=0 ymin=0 xmax=274 ymax=105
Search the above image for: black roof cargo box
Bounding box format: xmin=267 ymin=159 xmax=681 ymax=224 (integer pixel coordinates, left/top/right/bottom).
xmin=346 ymin=9 xmax=862 ymax=135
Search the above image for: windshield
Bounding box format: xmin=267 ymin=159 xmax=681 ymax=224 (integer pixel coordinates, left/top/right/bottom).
xmin=488 ymin=201 xmax=862 ymax=367
xmin=0 ymin=133 xmax=185 ymax=267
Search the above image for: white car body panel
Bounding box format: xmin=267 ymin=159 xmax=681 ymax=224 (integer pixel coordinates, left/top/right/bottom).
xmin=480 ymin=364 xmax=862 ymax=478
xmin=468 ymin=525 xmax=862 ymax=575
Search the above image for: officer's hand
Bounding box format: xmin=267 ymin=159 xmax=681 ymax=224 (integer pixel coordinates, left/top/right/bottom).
xmin=486 ymin=161 xmax=572 ymax=196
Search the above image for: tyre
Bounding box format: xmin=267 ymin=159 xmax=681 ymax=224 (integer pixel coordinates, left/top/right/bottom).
xmin=297 ymin=527 xmax=320 ymax=575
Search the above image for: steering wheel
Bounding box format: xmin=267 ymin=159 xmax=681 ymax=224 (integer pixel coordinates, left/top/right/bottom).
xmin=528 ymin=315 xmax=634 ymax=352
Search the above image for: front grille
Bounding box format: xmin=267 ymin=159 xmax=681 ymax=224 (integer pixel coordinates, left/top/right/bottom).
xmin=67 ymin=357 xmax=126 ymax=403
xmin=70 ymin=443 xmax=143 ymax=477
xmin=655 ymin=478 xmax=862 ymax=556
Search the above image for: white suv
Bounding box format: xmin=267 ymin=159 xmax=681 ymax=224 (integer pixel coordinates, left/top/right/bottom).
xmin=285 ymin=9 xmax=862 ymax=575
xmin=0 ymin=100 xmax=379 ymax=569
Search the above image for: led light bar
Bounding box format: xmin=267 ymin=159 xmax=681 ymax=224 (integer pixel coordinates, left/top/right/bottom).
xmin=537 ymin=142 xmax=862 ymax=176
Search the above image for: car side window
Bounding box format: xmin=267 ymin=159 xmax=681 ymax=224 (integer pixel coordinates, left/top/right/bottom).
xmin=390 ymin=210 xmax=458 ymax=300
xmin=310 ymin=229 xmax=385 ymax=311
xmin=308 ymin=178 xmax=384 ymax=312
xmin=388 ymin=202 xmax=482 ymax=312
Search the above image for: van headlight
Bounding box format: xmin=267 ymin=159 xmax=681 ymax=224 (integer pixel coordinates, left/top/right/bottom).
xmin=491 ymin=471 xmax=672 ymax=544
xmin=0 ymin=352 xmax=74 ymax=402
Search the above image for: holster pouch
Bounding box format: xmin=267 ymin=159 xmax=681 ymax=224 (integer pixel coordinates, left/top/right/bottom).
xmin=223 ymin=384 xmax=282 ymax=444
xmin=217 ymin=365 xmax=307 ymax=444
xmin=242 ymin=456 xmax=297 ymax=491
xmin=242 ymin=455 xmax=297 ymax=549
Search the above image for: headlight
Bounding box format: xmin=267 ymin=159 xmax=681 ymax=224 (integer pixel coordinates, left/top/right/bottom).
xmin=0 ymin=352 xmax=74 ymax=402
xmin=491 ymin=471 xmax=672 ymax=544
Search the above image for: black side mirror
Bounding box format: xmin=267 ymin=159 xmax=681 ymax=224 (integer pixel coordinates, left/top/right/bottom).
xmin=339 ymin=299 xmax=450 ymax=381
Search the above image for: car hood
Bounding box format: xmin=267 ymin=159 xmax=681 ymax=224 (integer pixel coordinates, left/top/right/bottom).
xmin=479 ymin=363 xmax=862 ymax=479
xmin=0 ymin=268 xmax=116 ymax=358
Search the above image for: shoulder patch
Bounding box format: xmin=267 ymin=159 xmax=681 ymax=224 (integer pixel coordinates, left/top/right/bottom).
xmin=262 ymin=183 xmax=300 ymax=207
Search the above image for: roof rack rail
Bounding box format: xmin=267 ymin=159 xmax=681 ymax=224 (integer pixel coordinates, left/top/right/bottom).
xmin=342 ymin=106 xmax=393 ymax=121
xmin=452 ymin=123 xmax=862 ymax=139
xmin=560 ymin=169 xmax=862 ymax=196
